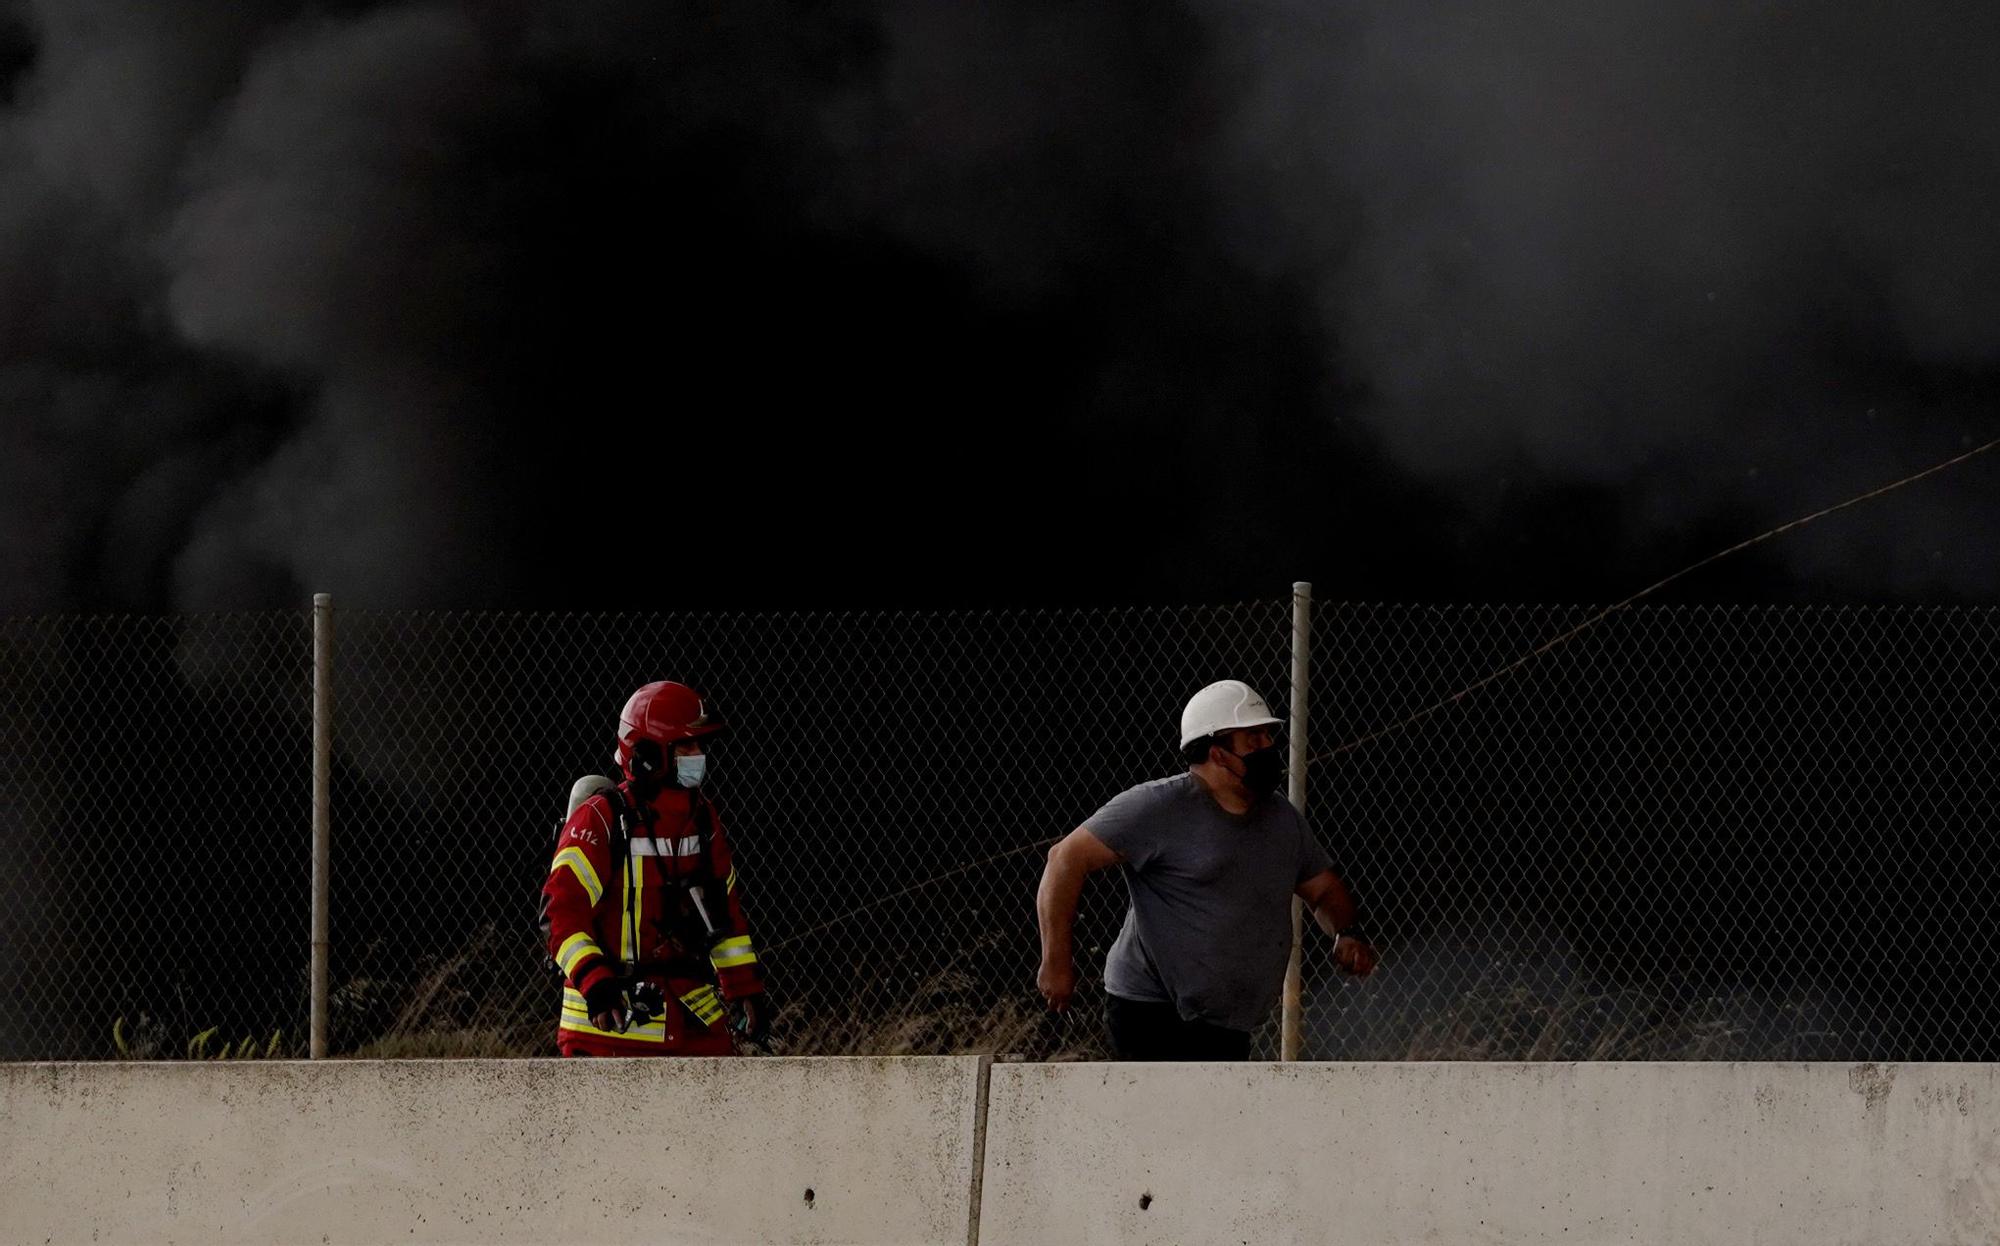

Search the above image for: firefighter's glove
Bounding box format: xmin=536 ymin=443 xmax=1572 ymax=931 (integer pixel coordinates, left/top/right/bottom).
xmin=735 ymin=995 xmax=771 ymax=1046
xmin=584 ymin=978 xmax=628 ymax=1033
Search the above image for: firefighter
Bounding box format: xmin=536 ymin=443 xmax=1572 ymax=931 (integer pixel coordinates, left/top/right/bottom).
xmin=543 ymin=681 xmax=769 ymax=1056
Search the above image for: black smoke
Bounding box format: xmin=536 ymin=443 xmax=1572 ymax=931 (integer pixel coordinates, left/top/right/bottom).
xmin=4 ymin=0 xmax=2000 ymax=615
xmin=1199 ymin=0 xmax=2000 ymax=596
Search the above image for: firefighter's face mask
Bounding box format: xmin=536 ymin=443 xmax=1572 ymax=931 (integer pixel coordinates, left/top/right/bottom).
xmin=674 ymin=751 xmax=708 ymax=789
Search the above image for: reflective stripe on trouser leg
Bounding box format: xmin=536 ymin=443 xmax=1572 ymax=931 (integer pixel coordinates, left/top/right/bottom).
xmin=679 ymin=984 xmax=725 ymax=1027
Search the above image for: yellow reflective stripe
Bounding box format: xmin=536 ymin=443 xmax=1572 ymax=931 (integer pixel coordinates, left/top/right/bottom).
xmin=558 ymin=1012 xmax=666 ymax=1042
xmin=550 ymin=846 xmax=603 ymax=905
xmin=555 ymin=931 xmax=600 ymax=977
xmin=678 ymin=984 xmax=725 ymax=1026
xmin=620 ymin=853 xmax=644 ymax=963
xmin=725 ymin=867 xmax=739 ymax=893
xmin=709 ymin=935 xmax=757 ymax=970
xmin=560 ymin=988 xmax=666 ymax=1041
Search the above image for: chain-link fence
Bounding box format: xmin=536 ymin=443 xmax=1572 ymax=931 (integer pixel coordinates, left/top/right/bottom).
xmin=4 ymin=599 xmax=1998 ymax=1061
xmin=0 ymin=613 xmax=312 ymax=1061
xmin=1309 ymin=604 xmax=2000 ymax=1062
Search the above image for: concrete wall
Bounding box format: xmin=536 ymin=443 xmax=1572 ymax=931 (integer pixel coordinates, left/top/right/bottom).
xmin=0 ymin=1057 xmax=988 ymax=1246
xmin=7 ymin=1059 xmax=2000 ymax=1245
xmin=980 ymin=1062 xmax=2000 ymax=1245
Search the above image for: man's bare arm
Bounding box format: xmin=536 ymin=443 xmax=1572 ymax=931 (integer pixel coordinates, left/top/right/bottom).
xmin=1296 ymin=868 xmax=1377 ymax=977
xmin=1296 ymin=868 xmax=1357 ymax=932
xmin=1036 ymin=828 xmax=1123 ymax=1011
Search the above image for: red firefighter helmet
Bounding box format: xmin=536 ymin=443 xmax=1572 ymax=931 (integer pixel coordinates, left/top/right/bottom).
xmin=614 ymin=681 xmax=725 ymax=778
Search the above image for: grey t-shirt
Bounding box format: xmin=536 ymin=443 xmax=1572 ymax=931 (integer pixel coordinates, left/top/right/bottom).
xmin=1089 ymin=773 xmax=1334 ymax=1033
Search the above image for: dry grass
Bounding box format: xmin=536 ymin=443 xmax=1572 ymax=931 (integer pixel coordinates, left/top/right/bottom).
xmin=116 ymin=925 xmax=1832 ymax=1061
xmin=1394 ymin=983 xmax=1787 ymax=1061
xmin=326 ymin=929 xmax=1108 ymax=1060
xmin=768 ymin=968 xmax=1104 ymax=1061
xmin=338 ymin=925 xmax=551 ymax=1058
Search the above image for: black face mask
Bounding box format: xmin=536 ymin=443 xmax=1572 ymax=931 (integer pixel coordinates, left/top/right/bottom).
xmin=1232 ymin=745 xmax=1284 ymax=797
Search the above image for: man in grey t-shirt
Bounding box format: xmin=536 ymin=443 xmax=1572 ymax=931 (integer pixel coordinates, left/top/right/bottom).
xmin=1036 ymin=680 xmax=1377 ymax=1058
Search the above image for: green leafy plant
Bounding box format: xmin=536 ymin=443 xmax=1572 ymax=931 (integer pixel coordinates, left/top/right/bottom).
xmin=111 ymin=1014 xmax=287 ymax=1060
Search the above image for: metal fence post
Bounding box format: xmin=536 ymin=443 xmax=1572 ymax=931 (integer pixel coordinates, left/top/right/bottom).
xmin=311 ymin=593 xmax=333 ymax=1059
xmin=1282 ymin=581 xmax=1312 ymax=1061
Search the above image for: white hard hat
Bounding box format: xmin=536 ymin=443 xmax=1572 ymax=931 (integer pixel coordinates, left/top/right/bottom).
xmin=1180 ymin=680 xmax=1282 ymax=749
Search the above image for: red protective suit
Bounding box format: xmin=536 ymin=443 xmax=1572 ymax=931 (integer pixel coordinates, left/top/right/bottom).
xmin=543 ymin=780 xmax=764 ymax=1056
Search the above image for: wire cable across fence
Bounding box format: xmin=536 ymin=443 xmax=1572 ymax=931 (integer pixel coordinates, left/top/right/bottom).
xmin=3 ymin=600 xmax=1996 ymax=1061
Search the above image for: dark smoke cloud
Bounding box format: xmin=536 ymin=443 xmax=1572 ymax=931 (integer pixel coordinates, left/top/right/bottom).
xmin=1 ymin=0 xmax=305 ymax=611
xmin=1196 ymin=0 xmax=2000 ymax=592
xmin=3 ymin=1 xmax=1999 ymax=613
xmin=163 ymin=5 xmax=513 ymax=607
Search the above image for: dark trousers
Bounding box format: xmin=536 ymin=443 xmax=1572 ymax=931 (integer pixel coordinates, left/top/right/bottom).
xmin=1104 ymin=994 xmax=1253 ymax=1060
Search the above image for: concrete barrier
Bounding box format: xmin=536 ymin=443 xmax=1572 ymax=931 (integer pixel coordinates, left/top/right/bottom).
xmin=0 ymin=1057 xmax=988 ymax=1246
xmin=11 ymin=1058 xmax=2000 ymax=1244
xmin=979 ymin=1061 xmax=2000 ymax=1245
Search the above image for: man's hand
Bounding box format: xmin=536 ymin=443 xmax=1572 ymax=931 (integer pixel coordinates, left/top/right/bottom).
xmin=736 ymin=995 xmax=771 ymax=1045
xmin=1333 ymin=934 xmax=1378 ymax=978
xmin=584 ymin=979 xmax=628 ymax=1033
xmin=1298 ymin=870 xmax=1378 ymax=978
xmin=1038 ymin=959 xmax=1077 ymax=1012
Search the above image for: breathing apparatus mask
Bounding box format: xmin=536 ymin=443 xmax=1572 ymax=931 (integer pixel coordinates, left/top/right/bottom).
xmin=630 ymin=739 xmax=711 ymax=792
